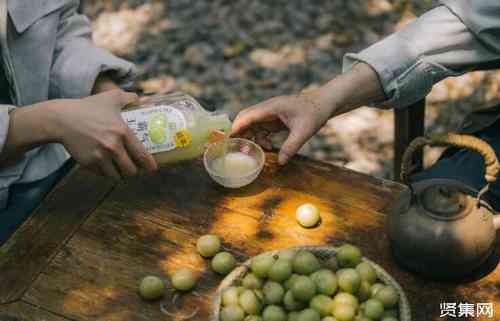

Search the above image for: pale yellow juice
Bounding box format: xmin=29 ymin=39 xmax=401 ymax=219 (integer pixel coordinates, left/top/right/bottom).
xmin=122 ymin=92 xmax=231 ymax=165
xmin=211 ymin=152 xmax=259 ymax=176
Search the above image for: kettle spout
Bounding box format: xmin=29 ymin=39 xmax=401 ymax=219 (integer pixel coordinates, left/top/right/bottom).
xmin=494 ymin=215 xmax=500 ymax=230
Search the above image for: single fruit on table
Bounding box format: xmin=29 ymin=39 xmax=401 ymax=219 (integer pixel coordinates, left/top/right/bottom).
xmin=357 ymin=281 xmax=372 ymax=302
xmin=293 ymin=251 xmax=321 ymax=275
xmin=291 ymin=275 xmax=317 ymax=302
xmin=279 ymin=249 xmax=296 ymax=261
xmin=251 ymin=253 xmax=276 ymax=278
xmin=336 ymin=244 xmax=362 ymax=268
xmin=138 ymin=275 xmax=165 ymax=300
xmin=263 ymin=281 xmax=285 ymax=304
xmin=284 ymin=274 xmax=301 ymax=290
xmin=222 ymin=286 xmax=244 ymax=306
xmin=333 ymin=293 xmax=359 ymax=310
xmin=332 ymin=304 xmax=356 ymax=321
xmin=212 ymin=252 xmax=237 ymax=275
xmin=284 ymin=290 xmax=306 ymax=311
xmin=356 ymin=262 xmax=377 ymax=284
xmin=245 ymin=316 xmax=263 ymax=321
xmin=311 ymin=269 xmax=338 ymax=296
xmin=296 ymin=203 xmax=321 ymax=227
xmin=337 ymin=269 xmax=361 ymax=294
xmin=262 ymin=305 xmax=287 ymax=321
xmin=370 ymin=283 xmax=385 ymax=298
xmin=374 ymin=286 xmax=399 ymax=308
xmin=197 ymin=234 xmax=221 ymax=258
xmin=239 ymin=289 xmax=263 ymax=315
xmin=310 ymin=295 xmax=334 ymax=317
xmin=171 ymin=268 xmax=197 ymax=291
xmin=268 ymin=259 xmax=293 ymax=282
xmin=288 ymin=311 xmax=300 ymax=321
xmin=221 ymin=305 xmax=245 ymax=321
xmin=381 ymin=309 xmax=398 ymax=318
xmin=243 ymin=273 xmax=263 ymax=289
xmin=298 ymin=308 xmax=321 ymax=321
xmin=363 ymin=299 xmax=385 ymax=320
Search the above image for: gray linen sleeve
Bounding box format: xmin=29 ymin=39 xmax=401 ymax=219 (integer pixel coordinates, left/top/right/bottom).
xmin=343 ymin=5 xmax=500 ymax=109
xmin=0 ymin=104 xmax=15 ymax=154
xmin=49 ymin=1 xmax=137 ymax=99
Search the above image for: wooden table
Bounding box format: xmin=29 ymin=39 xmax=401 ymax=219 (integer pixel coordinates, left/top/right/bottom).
xmin=0 ymin=153 xmax=498 ymax=321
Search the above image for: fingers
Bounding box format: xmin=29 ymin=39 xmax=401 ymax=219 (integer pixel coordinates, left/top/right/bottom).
xmin=112 ymin=145 xmax=139 ymax=177
xmin=278 ymin=129 xmax=311 ymax=165
xmin=99 ymin=158 xmax=122 ymax=180
xmin=232 ymin=100 xmax=279 ymax=135
xmin=88 ymin=89 xmax=139 ymax=110
xmin=124 ymin=128 xmax=158 ymax=173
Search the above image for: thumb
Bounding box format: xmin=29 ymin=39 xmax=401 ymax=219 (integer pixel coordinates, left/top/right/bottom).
xmin=278 ymin=129 xmax=309 ymax=165
xmin=96 ymin=89 xmax=138 ymax=110
xmin=116 ymin=91 xmax=139 ymax=109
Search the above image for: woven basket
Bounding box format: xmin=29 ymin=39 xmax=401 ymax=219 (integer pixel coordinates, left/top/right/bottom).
xmin=211 ymin=246 xmax=411 ymax=321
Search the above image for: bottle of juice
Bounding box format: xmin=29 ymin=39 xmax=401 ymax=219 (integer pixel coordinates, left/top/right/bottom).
xmin=121 ymin=92 xmax=231 ymax=165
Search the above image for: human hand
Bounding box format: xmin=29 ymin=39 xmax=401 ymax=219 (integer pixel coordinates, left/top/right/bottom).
xmin=51 ymin=90 xmax=157 ymax=179
xmin=232 ymin=90 xmax=333 ymax=165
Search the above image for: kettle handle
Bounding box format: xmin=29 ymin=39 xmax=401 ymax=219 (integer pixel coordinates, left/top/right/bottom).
xmin=400 ymin=133 xmax=500 ymax=184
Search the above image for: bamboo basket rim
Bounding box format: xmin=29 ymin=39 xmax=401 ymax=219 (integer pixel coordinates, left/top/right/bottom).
xmin=211 ymin=246 xmax=411 ymax=321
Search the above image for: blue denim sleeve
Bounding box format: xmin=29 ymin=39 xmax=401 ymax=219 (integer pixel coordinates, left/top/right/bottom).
xmin=343 ymin=5 xmax=500 ymax=109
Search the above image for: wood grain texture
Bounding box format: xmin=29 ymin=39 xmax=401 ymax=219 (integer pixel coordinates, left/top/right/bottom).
xmin=0 ymin=301 xmax=70 ymax=321
xmin=0 ymin=167 xmax=115 ymax=304
xmin=3 ymin=153 xmax=498 ymax=321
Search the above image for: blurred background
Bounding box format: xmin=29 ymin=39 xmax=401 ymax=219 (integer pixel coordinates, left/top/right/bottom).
xmin=82 ymin=0 xmax=500 ymax=179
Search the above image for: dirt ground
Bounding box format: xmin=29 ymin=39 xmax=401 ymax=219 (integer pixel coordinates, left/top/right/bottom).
xmin=83 ymin=0 xmax=500 ymax=179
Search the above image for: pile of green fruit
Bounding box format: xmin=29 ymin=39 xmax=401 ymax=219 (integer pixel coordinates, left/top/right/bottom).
xmin=219 ymin=245 xmax=400 ymax=321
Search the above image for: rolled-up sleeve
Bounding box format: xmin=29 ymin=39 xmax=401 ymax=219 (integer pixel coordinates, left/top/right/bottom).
xmin=49 ymin=1 xmax=137 ymax=99
xmin=0 ymin=105 xmax=15 ymax=154
xmin=343 ymin=3 xmax=500 ymax=109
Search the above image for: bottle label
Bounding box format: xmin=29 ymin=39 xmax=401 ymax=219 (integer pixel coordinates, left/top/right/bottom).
xmin=122 ymin=105 xmax=190 ymax=154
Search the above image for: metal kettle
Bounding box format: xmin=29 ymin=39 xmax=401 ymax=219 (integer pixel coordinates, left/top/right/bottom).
xmin=388 ymin=133 xmax=500 ymax=279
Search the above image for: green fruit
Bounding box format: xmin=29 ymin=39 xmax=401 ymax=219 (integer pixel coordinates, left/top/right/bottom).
xmin=310 ymin=269 xmax=338 ymax=295
xmin=221 ymin=305 xmax=245 ymax=321
xmin=357 ymin=281 xmax=372 ymax=302
xmin=298 ymin=308 xmax=321 ymax=321
xmin=296 ymin=203 xmax=321 ymax=227
xmin=268 ymin=259 xmax=293 ymax=282
xmin=374 ymin=286 xmax=399 ymax=308
xmin=293 ymin=251 xmax=321 ymax=275
xmin=251 ymin=253 xmax=276 ymax=278
xmin=222 ymin=286 xmax=244 ymax=306
xmin=138 ymin=275 xmax=165 ymax=300
xmin=337 ymin=269 xmax=361 ymax=294
xmin=354 ymin=316 xmax=372 ymax=321
xmin=212 ymin=252 xmax=237 ymax=275
xmin=332 ymin=293 xmax=359 ymax=310
xmin=309 ymin=295 xmax=334 ymax=317
xmin=336 ymin=245 xmax=362 ymax=268
xmin=370 ymin=283 xmax=385 ymax=297
xmin=263 ymin=281 xmax=285 ymax=304
xmin=284 ymin=274 xmax=301 ymax=290
xmin=363 ymin=299 xmax=384 ymax=320
xmin=288 ymin=311 xmax=300 ymax=321
xmin=279 ymin=249 xmax=297 ymax=261
xmin=284 ymin=290 xmax=306 ymax=311
xmin=243 ymin=273 xmax=263 ymax=289
xmin=148 ymin=126 xmax=166 ymax=144
xmin=291 ymin=275 xmax=317 ymax=302
xmin=149 ymin=113 xmax=167 ymax=130
xmin=245 ymin=316 xmax=264 ymax=321
xmin=239 ymin=289 xmax=263 ymax=315
xmin=262 ymin=305 xmax=287 ymax=321
xmin=332 ymin=304 xmax=356 ymax=321
xmin=355 ymin=262 xmax=377 ymax=284
xmin=381 ymin=309 xmax=398 ymax=318
xmin=322 ymin=318 xmax=338 ymax=321
xmin=381 ymin=318 xmax=398 ymax=321
xmin=197 ymin=234 xmax=221 ymax=258
xmin=171 ymin=268 xmax=197 ymax=291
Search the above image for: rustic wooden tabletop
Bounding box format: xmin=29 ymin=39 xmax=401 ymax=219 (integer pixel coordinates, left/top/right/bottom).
xmin=0 ymin=153 xmax=498 ymax=321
